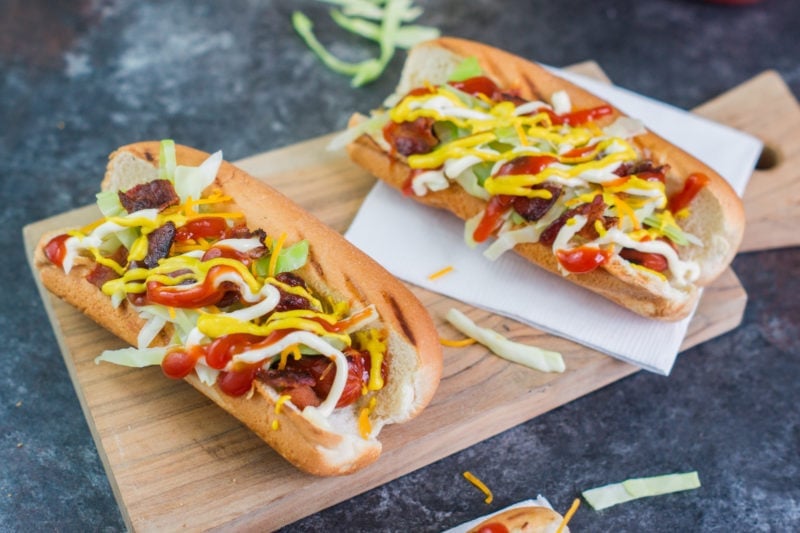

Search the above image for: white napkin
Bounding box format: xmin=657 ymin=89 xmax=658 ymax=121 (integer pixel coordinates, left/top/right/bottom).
xmin=441 ymin=497 xmax=554 ymax=533
xmin=345 ymin=69 xmax=761 ymax=375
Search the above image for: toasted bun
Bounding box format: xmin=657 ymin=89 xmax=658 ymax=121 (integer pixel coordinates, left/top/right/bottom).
xmin=467 ymin=506 xmax=568 ymax=533
xmin=35 ymin=141 xmax=443 ymax=476
xmin=347 ymin=37 xmax=746 ymax=320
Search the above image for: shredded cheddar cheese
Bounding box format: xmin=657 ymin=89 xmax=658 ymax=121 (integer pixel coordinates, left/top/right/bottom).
xmin=427 ymin=265 xmax=455 ymax=280
xmin=439 ymin=337 xmax=477 ymax=347
xmin=555 ymin=498 xmax=581 ymax=533
xmin=463 ymin=471 xmax=493 ymax=504
xmin=267 ymin=232 xmax=287 ymax=278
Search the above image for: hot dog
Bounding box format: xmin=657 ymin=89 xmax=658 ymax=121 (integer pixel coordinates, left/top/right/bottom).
xmin=34 ymin=140 xmax=442 ymax=476
xmin=467 ymin=505 xmax=569 ymax=533
xmin=345 ymin=38 xmax=746 ymax=320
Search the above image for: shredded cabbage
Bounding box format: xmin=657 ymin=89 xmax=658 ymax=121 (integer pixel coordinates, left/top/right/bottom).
xmin=445 ymin=308 xmax=565 ymax=373
xmin=137 ymin=313 xmax=167 ymax=349
xmin=293 ymin=0 xmax=439 ymax=87
xmin=95 ymin=347 xmax=168 ymax=368
xmin=329 ymin=8 xmax=437 ymax=49
xmin=582 ymin=471 xmax=701 ymax=511
xmin=326 ymin=111 xmax=391 ymax=152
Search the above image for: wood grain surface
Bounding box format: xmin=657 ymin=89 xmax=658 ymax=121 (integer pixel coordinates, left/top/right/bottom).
xmin=692 ymin=70 xmax=800 ymax=253
xmin=25 ymin=62 xmax=781 ymax=531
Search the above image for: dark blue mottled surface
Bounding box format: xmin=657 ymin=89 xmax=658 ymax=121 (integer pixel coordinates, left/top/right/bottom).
xmin=2 ymin=1 xmax=798 ymax=531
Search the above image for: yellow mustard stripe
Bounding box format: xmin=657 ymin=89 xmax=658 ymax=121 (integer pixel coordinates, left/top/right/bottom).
xmin=88 ymin=248 xmax=126 ymax=275
xmin=197 ymin=314 xmax=351 ymax=345
xmin=354 ymin=329 xmax=386 ymax=391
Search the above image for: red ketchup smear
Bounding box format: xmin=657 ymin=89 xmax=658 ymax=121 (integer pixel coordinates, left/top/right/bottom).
xmin=402 ymin=168 xmax=430 ymax=196
xmin=668 ymin=172 xmax=710 ymax=213
xmin=43 ymin=234 xmax=71 ymax=268
xmin=538 ymin=104 xmax=614 ymax=126
xmin=472 ymin=155 xmax=558 ymax=243
xmin=161 ymin=331 xmax=291 ymax=396
xmin=201 ymin=245 xmax=253 ymax=266
xmin=145 ymin=264 xmax=240 ymax=308
xmin=556 ymin=246 xmax=611 ymax=274
xmin=449 ymin=76 xmax=501 ymax=98
xmin=174 ymin=216 xmax=229 ymax=241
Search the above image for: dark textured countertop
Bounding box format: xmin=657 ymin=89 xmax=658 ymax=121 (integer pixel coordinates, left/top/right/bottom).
xmin=2 ymin=1 xmax=798 ymax=531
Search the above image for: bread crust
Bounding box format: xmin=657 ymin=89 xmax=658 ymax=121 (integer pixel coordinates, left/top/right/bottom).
xmin=347 ymin=37 xmax=746 ymax=321
xmin=467 ymin=506 xmax=567 ymax=533
xmin=35 ymin=141 xmax=443 ymax=476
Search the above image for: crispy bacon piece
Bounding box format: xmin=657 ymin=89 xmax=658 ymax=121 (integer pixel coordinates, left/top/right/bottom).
xmin=85 ymin=245 xmax=129 ymax=288
xmin=257 ymin=348 xmax=381 ymax=410
xmin=512 ymin=185 xmax=562 ymax=222
xmin=540 ymin=194 xmax=606 ymax=246
xmin=273 ymin=271 xmax=312 ymax=312
xmin=383 ymin=117 xmax=439 ymax=157
xmin=118 ymin=179 xmax=180 ymax=213
xmin=614 ymin=160 xmax=669 ymax=183
xmin=133 ymin=221 xmax=176 ymax=270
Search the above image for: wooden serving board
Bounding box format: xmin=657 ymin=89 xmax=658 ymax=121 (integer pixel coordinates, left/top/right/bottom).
xmin=25 ymin=62 xmax=792 ymax=531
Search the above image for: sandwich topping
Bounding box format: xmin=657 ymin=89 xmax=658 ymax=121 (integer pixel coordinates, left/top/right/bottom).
xmin=43 ymin=141 xmax=387 ymax=430
xmin=365 ymin=60 xmax=709 ymax=287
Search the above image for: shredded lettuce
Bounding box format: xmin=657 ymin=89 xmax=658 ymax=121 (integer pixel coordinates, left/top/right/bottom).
xmin=445 ymin=308 xmax=565 ymax=373
xmin=137 ymin=305 xmax=200 ymax=345
xmin=137 ymin=314 xmax=167 ymax=349
xmin=472 ymin=161 xmax=493 ymax=187
xmin=95 ymin=346 xmax=168 ymax=368
xmin=158 ymin=139 xmax=177 ymax=182
xmin=96 ymin=190 xmax=124 ymax=218
xmin=194 ymin=363 xmax=219 ymax=386
xmin=173 ymin=150 xmax=222 ymax=205
xmin=327 ymin=111 xmax=391 ymax=151
xmin=448 ymin=56 xmax=482 ymax=82
xmin=255 ymin=239 xmax=310 ymax=277
xmin=582 ymin=471 xmax=701 ymax=511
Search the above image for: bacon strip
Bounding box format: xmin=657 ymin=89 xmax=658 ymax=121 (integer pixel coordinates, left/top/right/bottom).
xmin=118 ymin=179 xmax=180 ymax=213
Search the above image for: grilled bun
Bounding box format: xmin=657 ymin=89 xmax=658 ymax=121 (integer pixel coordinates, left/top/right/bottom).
xmin=346 ymin=38 xmax=745 ymax=320
xmin=35 ymin=141 xmax=442 ymax=475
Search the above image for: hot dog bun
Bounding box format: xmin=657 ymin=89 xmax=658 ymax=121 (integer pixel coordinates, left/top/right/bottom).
xmin=467 ymin=505 xmax=568 ymax=533
xmin=34 ymin=141 xmax=442 ymax=476
xmin=346 ymin=38 xmax=746 ymax=320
